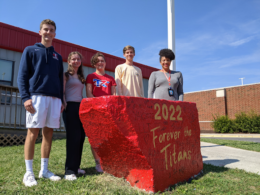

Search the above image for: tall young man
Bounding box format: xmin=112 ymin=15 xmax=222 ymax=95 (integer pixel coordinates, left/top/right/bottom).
xmin=17 ymin=19 xmax=64 ymax=187
xmin=115 ymin=45 xmax=144 ymax=97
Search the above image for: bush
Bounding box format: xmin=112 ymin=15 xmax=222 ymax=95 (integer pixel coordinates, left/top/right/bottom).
xmin=212 ymin=111 xmax=260 ymax=133
xmin=211 ymin=115 xmax=237 ymax=133
xmin=234 ymin=111 xmax=260 ymax=133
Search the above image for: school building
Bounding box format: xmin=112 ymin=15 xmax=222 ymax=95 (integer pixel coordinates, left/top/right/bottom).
xmin=184 ymin=83 xmax=260 ymax=132
xmin=0 ymin=22 xmax=157 ymax=95
xmin=0 ymin=22 xmax=158 ymax=145
xmin=1 ymin=22 xmax=259 ymax=146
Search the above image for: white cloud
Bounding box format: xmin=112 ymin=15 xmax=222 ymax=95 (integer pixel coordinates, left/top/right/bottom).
xmin=236 ymin=18 xmax=260 ymax=35
xmin=176 ymin=32 xmax=258 ymax=59
xmin=175 ymin=22 xmax=260 ymax=65
xmin=176 ymin=34 xmax=216 ymax=56
xmin=173 ymin=1 xmax=260 ymax=91
xmin=175 ymin=33 xmax=233 ymax=59
xmin=180 ymin=48 xmax=260 ymax=82
xmin=229 ymin=36 xmax=255 ymax=47
xmin=205 ymin=50 xmax=260 ymax=68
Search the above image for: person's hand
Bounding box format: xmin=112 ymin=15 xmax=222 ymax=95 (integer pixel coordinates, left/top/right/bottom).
xmin=24 ymin=99 xmax=36 ymax=114
xmin=61 ymin=104 xmax=65 ymax=113
xmin=63 ymin=102 xmax=67 ymax=110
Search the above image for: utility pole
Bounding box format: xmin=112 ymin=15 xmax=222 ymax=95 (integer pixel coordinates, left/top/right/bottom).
xmin=167 ymin=0 xmax=176 ymax=71
xmin=239 ymin=78 xmax=245 ymax=85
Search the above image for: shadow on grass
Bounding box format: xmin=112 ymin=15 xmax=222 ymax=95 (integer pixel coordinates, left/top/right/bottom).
xmin=220 ymin=142 xmax=259 ymax=147
xmin=201 ymin=144 xmax=224 ymax=148
xmin=165 ymin=163 xmax=230 ymax=193
xmin=203 ymin=159 xmax=239 ymax=167
xmin=52 ymin=167 xmax=102 ymax=178
xmin=81 ymin=167 xmax=103 ymax=176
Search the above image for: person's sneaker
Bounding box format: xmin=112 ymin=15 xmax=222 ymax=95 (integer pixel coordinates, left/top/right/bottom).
xmin=23 ymin=172 xmax=37 ymax=187
xmin=78 ymin=169 xmax=86 ymax=174
xmin=95 ymin=164 xmax=103 ymax=173
xmin=38 ymin=170 xmax=61 ymax=181
xmin=64 ymin=174 xmax=77 ymax=181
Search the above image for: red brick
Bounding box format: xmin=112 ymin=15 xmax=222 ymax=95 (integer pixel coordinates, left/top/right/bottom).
xmin=184 ymin=84 xmax=260 ymax=130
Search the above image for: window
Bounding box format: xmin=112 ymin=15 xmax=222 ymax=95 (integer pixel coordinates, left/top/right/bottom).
xmin=0 ymin=59 xmax=14 ymax=104
xmin=0 ymin=59 xmax=14 ymax=86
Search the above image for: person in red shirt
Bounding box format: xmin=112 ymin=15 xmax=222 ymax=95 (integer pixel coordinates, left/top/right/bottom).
xmin=86 ymin=52 xmax=116 ymax=97
xmin=86 ymin=52 xmax=116 ymax=172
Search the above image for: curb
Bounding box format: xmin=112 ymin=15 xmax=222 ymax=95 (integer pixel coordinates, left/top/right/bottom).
xmin=201 ymin=134 xmax=260 ymax=138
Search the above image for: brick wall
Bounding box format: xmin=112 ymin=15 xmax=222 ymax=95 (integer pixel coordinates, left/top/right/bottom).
xmin=184 ymin=83 xmax=260 ymax=130
xmin=226 ymin=84 xmax=260 ymax=118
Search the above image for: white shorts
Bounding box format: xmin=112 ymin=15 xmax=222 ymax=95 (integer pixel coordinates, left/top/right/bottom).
xmin=26 ymin=95 xmax=62 ymax=129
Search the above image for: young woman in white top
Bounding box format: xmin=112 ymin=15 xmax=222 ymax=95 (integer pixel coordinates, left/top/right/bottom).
xmin=63 ymin=51 xmax=86 ymax=180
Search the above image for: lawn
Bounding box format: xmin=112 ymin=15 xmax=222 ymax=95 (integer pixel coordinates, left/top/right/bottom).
xmin=0 ymin=139 xmax=260 ymax=194
xmin=201 ymin=138 xmax=260 ymax=152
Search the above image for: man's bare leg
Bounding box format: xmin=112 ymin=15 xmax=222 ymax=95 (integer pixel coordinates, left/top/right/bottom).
xmin=23 ymin=128 xmax=40 ymax=186
xmin=38 ymin=127 xmax=60 ymax=181
xmin=41 ymin=127 xmax=53 ymax=158
xmin=24 ymin=128 xmax=40 ymax=160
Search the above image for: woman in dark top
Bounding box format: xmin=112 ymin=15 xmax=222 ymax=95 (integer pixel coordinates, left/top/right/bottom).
xmin=148 ymin=49 xmax=183 ymax=101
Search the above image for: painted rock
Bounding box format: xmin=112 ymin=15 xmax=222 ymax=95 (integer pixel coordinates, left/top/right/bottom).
xmin=79 ymin=96 xmax=203 ymax=192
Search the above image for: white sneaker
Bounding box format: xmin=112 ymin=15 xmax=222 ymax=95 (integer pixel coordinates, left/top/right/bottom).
xmin=39 ymin=170 xmax=61 ymax=181
xmin=23 ymin=172 xmax=37 ymax=187
xmin=95 ymin=164 xmax=103 ymax=173
xmin=64 ymin=174 xmax=77 ymax=181
xmin=78 ymin=169 xmax=86 ymax=174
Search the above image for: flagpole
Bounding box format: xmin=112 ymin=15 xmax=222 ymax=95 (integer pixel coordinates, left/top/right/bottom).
xmin=167 ymin=0 xmax=176 ymax=71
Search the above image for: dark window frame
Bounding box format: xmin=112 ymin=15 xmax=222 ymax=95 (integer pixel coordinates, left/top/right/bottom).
xmin=0 ymin=59 xmax=15 ymax=104
xmin=0 ymin=59 xmax=14 ymax=87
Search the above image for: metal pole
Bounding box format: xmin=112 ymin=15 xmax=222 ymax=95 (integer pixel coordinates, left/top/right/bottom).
xmin=239 ymin=78 xmax=245 ymax=85
xmin=167 ymin=0 xmax=176 ymax=71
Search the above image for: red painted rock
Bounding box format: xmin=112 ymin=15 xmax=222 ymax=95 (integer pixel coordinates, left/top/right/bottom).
xmin=79 ymin=96 xmax=203 ymax=192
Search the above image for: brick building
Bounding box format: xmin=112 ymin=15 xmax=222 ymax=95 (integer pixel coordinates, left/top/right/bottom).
xmin=0 ymin=22 xmax=158 ymax=97
xmin=184 ymin=83 xmax=260 ymax=131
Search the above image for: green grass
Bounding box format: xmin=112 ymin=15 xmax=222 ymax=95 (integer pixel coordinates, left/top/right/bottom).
xmin=0 ymin=139 xmax=260 ymax=194
xmin=201 ymin=138 xmax=260 ymax=152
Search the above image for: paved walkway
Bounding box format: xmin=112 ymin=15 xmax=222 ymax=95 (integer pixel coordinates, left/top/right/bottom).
xmin=201 ymin=142 xmax=260 ymax=175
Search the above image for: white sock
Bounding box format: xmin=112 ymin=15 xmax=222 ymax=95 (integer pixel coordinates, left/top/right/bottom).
xmin=25 ymin=159 xmax=34 ymax=174
xmin=41 ymin=158 xmax=49 ymax=172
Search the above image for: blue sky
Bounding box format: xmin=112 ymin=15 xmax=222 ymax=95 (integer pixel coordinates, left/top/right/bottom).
xmin=0 ymin=0 xmax=259 ymax=92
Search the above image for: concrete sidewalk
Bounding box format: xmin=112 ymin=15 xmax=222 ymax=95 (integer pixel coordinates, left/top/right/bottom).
xmin=201 ymin=142 xmax=260 ymax=175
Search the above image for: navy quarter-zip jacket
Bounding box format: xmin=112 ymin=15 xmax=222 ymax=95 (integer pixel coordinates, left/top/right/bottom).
xmin=17 ymin=43 xmax=64 ymax=104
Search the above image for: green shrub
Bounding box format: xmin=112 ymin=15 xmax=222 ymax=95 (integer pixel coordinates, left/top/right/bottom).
xmin=212 ymin=111 xmax=260 ymax=133
xmin=211 ymin=115 xmax=237 ymax=133
xmin=234 ymin=111 xmax=260 ymax=133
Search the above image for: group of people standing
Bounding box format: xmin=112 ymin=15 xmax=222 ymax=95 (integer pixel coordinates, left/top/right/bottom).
xmin=17 ymin=19 xmax=183 ymax=187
